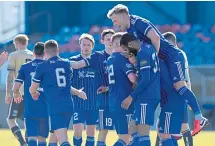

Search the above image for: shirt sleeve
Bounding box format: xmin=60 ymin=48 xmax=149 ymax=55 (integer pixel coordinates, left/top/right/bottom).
xmin=130 ymin=47 xmax=152 ymax=100
xmin=84 ymin=53 xmax=99 ymax=69
xmin=15 ymin=65 xmax=25 ymax=84
xmin=120 ymin=57 xmax=136 ymax=75
xmin=135 ymin=19 xmax=152 ymax=37
xmin=32 ymin=63 xmax=44 ymax=83
xmin=7 ymin=53 xmax=15 ymax=71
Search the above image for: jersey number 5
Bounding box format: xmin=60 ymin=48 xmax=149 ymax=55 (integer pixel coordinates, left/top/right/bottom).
xmin=152 ymin=53 xmax=159 ymax=73
xmin=55 ymin=68 xmax=66 ymax=87
xmin=108 ymin=65 xmax=115 ymax=84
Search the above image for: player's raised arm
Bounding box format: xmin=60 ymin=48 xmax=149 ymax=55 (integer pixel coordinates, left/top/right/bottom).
xmin=0 ymin=51 xmax=8 ymax=67
xmin=136 ymin=19 xmax=160 ymax=52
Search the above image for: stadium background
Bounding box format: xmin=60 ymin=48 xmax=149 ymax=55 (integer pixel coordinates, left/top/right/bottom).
xmin=0 ymin=1 xmax=214 ymax=132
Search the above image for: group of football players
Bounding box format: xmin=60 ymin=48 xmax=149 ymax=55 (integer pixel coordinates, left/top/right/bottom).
xmin=3 ymin=4 xmax=209 ymax=146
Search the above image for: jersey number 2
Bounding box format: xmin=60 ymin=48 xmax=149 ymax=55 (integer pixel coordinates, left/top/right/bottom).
xmin=108 ymin=65 xmax=115 ymax=84
xmin=55 ymin=68 xmax=66 ymax=87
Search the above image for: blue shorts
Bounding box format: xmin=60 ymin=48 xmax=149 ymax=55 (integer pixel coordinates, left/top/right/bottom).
xmin=158 ymin=96 xmax=186 ymax=134
xmin=112 ymin=112 xmax=132 ymax=135
xmin=50 ymin=113 xmax=72 ymax=131
xmin=25 ymin=118 xmax=49 ymax=138
xmin=98 ymin=106 xmax=114 ymax=130
xmin=73 ymin=109 xmax=98 ymax=125
xmin=167 ymin=52 xmax=188 ymax=84
xmin=135 ymin=100 xmax=159 ymax=126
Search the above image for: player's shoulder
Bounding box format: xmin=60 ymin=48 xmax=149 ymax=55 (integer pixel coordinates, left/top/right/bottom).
xmin=140 ymin=43 xmax=154 ymax=53
xmin=25 ymin=49 xmax=33 ymax=54
xmin=69 ymin=54 xmax=81 ymax=61
xmin=131 ymin=15 xmax=149 ymax=25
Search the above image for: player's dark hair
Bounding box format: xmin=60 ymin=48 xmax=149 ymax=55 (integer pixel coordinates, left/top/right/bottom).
xmin=163 ymin=32 xmax=177 ymax=44
xmin=34 ymin=42 xmax=44 ymax=56
xmin=44 ymin=40 xmax=59 ymax=53
xmin=120 ymin=32 xmax=137 ymax=46
xmin=101 ymin=29 xmax=115 ymax=40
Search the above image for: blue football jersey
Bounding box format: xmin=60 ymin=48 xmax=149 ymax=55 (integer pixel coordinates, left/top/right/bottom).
xmin=130 ymin=43 xmax=160 ymax=101
xmin=70 ymin=54 xmax=99 ymax=110
xmin=33 ymin=56 xmax=73 ymax=115
xmin=107 ymin=52 xmax=135 ymax=114
xmin=84 ymin=50 xmax=110 ymax=107
xmin=127 ymin=15 xmax=180 ymax=57
xmin=15 ymin=59 xmax=48 ymax=118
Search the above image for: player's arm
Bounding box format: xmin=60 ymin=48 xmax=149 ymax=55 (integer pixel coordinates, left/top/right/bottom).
xmin=12 ymin=65 xmax=25 ymax=103
xmin=130 ymin=50 xmax=151 ymax=101
xmin=70 ymin=60 xmax=87 ymax=69
xmin=71 ymin=87 xmax=87 ymax=100
xmin=136 ymin=19 xmax=160 ymax=52
xmin=0 ymin=51 xmax=8 ymax=67
xmin=5 ymin=54 xmax=15 ymax=104
xmin=30 ymin=65 xmax=43 ymax=100
xmin=70 ymin=53 xmax=98 ymax=69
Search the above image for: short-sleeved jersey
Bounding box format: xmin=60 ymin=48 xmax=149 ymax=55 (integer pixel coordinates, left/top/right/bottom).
xmin=7 ymin=49 xmax=33 ymax=95
xmin=70 ymin=54 xmax=99 ymax=110
xmin=84 ymin=50 xmax=110 ymax=107
xmin=127 ymin=15 xmax=180 ymax=58
xmin=33 ymin=56 xmax=73 ymax=115
xmin=107 ymin=52 xmax=135 ymax=114
xmin=133 ymin=43 xmax=160 ymax=101
xmin=15 ymin=59 xmax=48 ymax=118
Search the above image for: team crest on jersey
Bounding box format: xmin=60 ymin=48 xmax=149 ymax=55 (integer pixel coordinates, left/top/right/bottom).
xmin=140 ymin=60 xmax=147 ymax=66
xmin=126 ymin=63 xmax=133 ymax=68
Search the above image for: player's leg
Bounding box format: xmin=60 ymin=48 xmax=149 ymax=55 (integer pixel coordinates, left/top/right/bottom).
xmin=97 ymin=108 xmax=113 ymax=146
xmin=86 ymin=110 xmax=99 ymax=146
xmin=113 ymin=114 xmax=130 ymax=146
xmin=38 ymin=118 xmax=49 ymax=146
xmin=168 ymin=54 xmax=208 ymax=131
xmin=135 ymin=101 xmax=159 ymax=146
xmin=51 ymin=113 xmax=72 ymax=146
xmin=48 ymin=132 xmax=58 ymax=146
xmin=128 ymin=117 xmax=138 ymax=146
xmin=73 ymin=110 xmax=85 ymax=146
xmin=25 ymin=118 xmax=39 ymax=146
xmin=180 ymin=108 xmax=193 ymax=146
xmin=155 ymin=119 xmax=161 ymax=146
xmin=7 ymin=99 xmax=26 ymax=146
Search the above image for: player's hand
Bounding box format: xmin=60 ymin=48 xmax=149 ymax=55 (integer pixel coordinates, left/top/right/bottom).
xmin=121 ymin=95 xmax=133 ymax=110
xmin=0 ymin=51 xmax=8 ymax=66
xmin=13 ymin=92 xmax=23 ymax=104
xmin=97 ymin=86 xmax=109 ymax=94
xmin=128 ymin=56 xmax=136 ymax=65
xmin=31 ymin=91 xmax=40 ymax=100
xmin=121 ymin=51 xmax=134 ymax=59
xmin=5 ymin=95 xmax=11 ymax=104
xmin=77 ymin=87 xmax=87 ymax=100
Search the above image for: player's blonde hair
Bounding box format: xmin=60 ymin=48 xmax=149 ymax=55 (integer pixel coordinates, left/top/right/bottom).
xmin=111 ymin=32 xmax=125 ymax=43
xmin=107 ymin=4 xmax=129 ymax=18
xmin=79 ymin=33 xmax=95 ymax=47
xmin=13 ymin=34 xmax=29 ymax=45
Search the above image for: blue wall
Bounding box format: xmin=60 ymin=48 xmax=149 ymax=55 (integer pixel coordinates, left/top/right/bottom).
xmin=25 ymin=1 xmax=215 ymax=34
